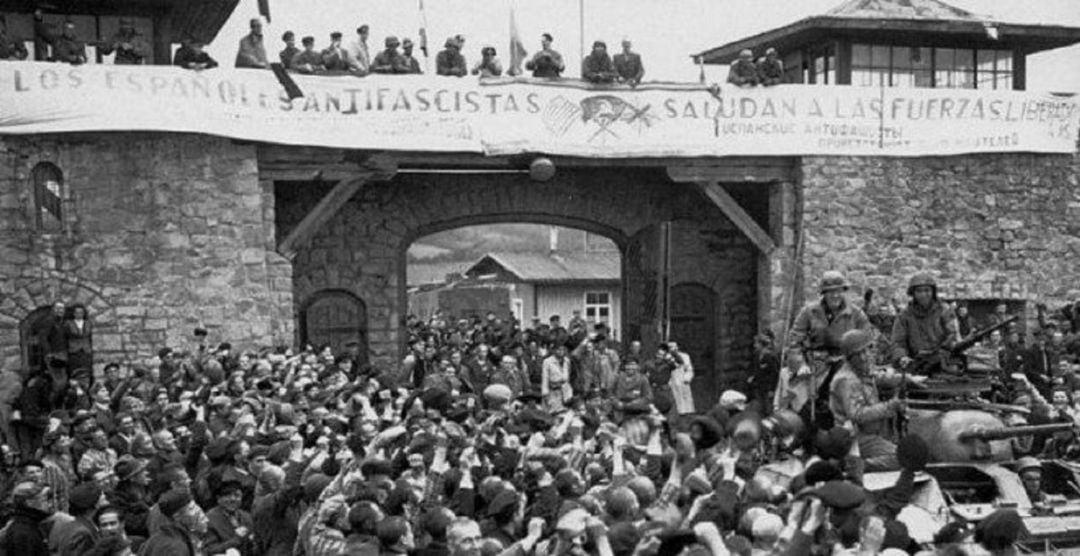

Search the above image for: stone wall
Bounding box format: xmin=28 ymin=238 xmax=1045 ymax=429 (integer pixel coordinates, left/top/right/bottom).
xmin=0 ymin=133 xmax=293 ymax=372
xmin=799 ymin=153 xmax=1080 ymax=315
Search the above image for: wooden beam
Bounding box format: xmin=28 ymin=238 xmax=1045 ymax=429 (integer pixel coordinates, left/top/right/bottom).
xmin=277 ymin=172 xmax=375 ymax=259
xmin=666 ymin=161 xmax=795 ymax=184
xmin=695 ymin=181 xmax=777 ymax=255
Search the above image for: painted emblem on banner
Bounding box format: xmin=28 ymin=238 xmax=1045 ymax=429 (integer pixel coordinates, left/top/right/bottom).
xmin=542 ymin=94 xmax=657 ymax=142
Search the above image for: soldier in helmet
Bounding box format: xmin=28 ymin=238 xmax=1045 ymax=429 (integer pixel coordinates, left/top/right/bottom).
xmin=786 ymin=271 xmax=872 ymax=428
xmin=1016 ymin=457 xmax=1047 ymax=504
xmin=830 ymin=329 xmax=905 ymax=472
xmin=891 ymin=273 xmax=958 ymax=375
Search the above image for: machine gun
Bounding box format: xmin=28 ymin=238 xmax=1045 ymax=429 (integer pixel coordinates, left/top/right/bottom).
xmin=907 ymin=315 xmax=1020 ymax=377
xmin=950 ymin=315 xmax=1019 ymax=357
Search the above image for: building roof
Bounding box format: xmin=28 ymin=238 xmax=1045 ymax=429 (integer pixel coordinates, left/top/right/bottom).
xmin=408 ymin=261 xmax=471 ymax=287
xmin=0 ymin=0 xmax=239 ymax=45
xmin=467 ymin=251 xmax=620 ymax=284
xmin=693 ymin=0 xmax=1080 ymax=65
xmin=825 ymin=0 xmax=981 ymax=21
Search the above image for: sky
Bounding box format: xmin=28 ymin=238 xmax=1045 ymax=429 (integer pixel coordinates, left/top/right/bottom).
xmin=206 ymin=0 xmax=1080 ymax=92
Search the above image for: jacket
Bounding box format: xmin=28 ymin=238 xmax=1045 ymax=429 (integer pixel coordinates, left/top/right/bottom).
xmin=890 ymin=300 xmax=956 ymax=363
xmin=139 ymin=522 xmax=195 ymax=556
xmin=829 ymin=363 xmax=896 ymax=436
xmin=789 ymin=300 xmax=871 ymax=359
xmin=204 ymin=506 xmax=254 ymax=555
xmin=0 ymin=506 xmax=51 ymax=556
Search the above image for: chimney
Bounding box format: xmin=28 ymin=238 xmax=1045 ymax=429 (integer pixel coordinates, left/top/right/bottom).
xmin=549 ymin=226 xmax=558 ymax=254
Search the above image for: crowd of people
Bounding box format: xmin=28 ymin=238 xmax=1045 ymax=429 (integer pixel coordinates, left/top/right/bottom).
xmin=0 ymin=13 xmax=654 ymax=85
xmin=3 ymin=272 xmax=1080 ymax=555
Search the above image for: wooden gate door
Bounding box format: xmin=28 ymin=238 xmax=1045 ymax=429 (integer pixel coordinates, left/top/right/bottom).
xmin=669 ymin=283 xmax=716 ymax=410
xmin=302 ymin=290 xmax=368 ymax=365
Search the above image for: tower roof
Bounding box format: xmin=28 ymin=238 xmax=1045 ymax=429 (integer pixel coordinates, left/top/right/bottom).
xmin=693 ymin=0 xmax=1080 ymax=65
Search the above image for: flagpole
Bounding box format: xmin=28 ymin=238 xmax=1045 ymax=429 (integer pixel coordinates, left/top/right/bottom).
xmin=579 ymin=0 xmax=585 ymax=68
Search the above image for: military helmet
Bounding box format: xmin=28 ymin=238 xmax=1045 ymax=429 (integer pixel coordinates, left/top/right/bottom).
xmin=907 ymin=272 xmax=937 ymax=295
xmin=819 ymin=271 xmax=849 ymax=294
xmin=1016 ymin=456 xmax=1042 ymax=474
xmin=839 ymin=329 xmax=873 ymax=357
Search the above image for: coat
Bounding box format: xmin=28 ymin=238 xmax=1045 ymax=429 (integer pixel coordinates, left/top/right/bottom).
xmin=51 ymin=515 xmax=99 ymax=556
xmin=829 ymin=363 xmax=895 ymax=437
xmin=889 ymin=300 xmax=956 ymax=364
xmin=204 ymin=506 xmax=254 ymax=555
xmin=670 ymin=352 xmax=695 ymax=415
xmin=0 ymin=506 xmax=51 ymax=556
xmin=235 ymin=33 xmax=267 ymax=68
xmin=789 ymin=299 xmax=871 ymax=361
xmin=139 ymin=522 xmax=195 ymax=556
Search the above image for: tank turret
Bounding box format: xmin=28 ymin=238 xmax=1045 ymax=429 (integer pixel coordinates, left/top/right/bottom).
xmin=907 ymin=408 xmax=1074 ymax=462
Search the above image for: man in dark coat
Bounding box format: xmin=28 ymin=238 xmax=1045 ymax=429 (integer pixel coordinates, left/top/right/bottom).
xmin=726 ymin=49 xmax=758 ymax=86
xmin=581 ymin=41 xmax=617 ymax=84
xmin=0 ymin=482 xmax=54 ymax=556
xmin=613 ymin=39 xmax=644 ymax=86
xmin=436 ymin=37 xmax=467 ymax=77
xmin=139 ymin=491 xmax=197 ymax=555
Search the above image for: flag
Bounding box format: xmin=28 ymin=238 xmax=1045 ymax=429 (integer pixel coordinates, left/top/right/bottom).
xmin=271 ymin=63 xmax=303 ymax=100
xmin=258 ymin=0 xmax=271 ymax=23
xmin=508 ymin=7 xmax=528 ymax=76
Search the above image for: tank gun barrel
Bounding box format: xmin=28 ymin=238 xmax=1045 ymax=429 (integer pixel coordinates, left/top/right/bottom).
xmin=958 ymin=422 xmax=1074 ymax=442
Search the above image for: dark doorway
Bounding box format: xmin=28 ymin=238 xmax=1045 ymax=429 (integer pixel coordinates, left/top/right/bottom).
xmin=20 ymin=306 xmax=55 ymax=375
xmin=669 ymin=283 xmax=717 ymax=410
xmin=301 ymin=290 xmax=368 ymax=367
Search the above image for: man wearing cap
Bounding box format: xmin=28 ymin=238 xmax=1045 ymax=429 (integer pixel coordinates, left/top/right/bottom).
xmin=279 ymin=31 xmax=299 ymax=69
xmin=322 ymin=31 xmax=349 ymax=71
xmin=582 ymin=40 xmax=617 ymax=84
xmin=787 ymin=271 xmax=871 ymax=426
xmin=173 ymin=38 xmax=218 ymax=70
xmin=100 ymin=18 xmax=149 ymax=65
xmin=613 ymin=39 xmax=644 ymax=86
xmin=2 ymin=482 xmax=54 ymax=554
xmin=402 ymin=38 xmax=422 ymax=74
xmin=830 ymin=329 xmax=904 ymax=472
xmin=727 ymin=49 xmax=758 ymax=86
xmin=292 ymin=36 xmax=325 ymax=74
xmin=891 ymin=272 xmax=958 ymax=375
xmin=51 ymin=21 xmax=87 ymax=64
xmin=436 ymin=36 xmax=467 ymax=77
xmin=141 ymin=490 xmax=197 ymax=555
xmin=756 ymin=47 xmax=784 ymax=86
xmin=52 ymin=482 xmax=103 ymax=555
xmin=372 ymin=36 xmax=410 ymax=74
xmin=347 ymin=25 xmax=371 ymax=74
xmin=110 ymin=458 xmax=152 ymax=538
xmin=235 ymin=17 xmax=268 ymax=69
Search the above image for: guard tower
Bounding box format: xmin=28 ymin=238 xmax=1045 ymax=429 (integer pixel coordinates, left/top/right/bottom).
xmin=693 ymin=0 xmax=1080 ymax=90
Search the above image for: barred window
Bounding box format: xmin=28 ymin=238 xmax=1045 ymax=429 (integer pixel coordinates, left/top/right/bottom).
xmin=32 ymin=162 xmax=64 ymax=232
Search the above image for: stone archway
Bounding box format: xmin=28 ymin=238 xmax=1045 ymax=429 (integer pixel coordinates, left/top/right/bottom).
xmin=0 ymin=275 xmax=119 ymax=375
xmin=282 ymin=167 xmax=760 ymax=373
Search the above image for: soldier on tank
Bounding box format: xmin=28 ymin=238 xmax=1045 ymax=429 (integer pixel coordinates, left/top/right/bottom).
xmin=891 ymin=273 xmax=958 ymax=375
xmin=787 ymin=271 xmax=872 ymax=429
xmin=830 ymin=329 xmax=905 ymax=472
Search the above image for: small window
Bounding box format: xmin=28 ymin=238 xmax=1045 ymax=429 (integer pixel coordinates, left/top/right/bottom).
xmin=32 ymin=162 xmax=64 ymax=232
xmin=584 ymin=292 xmax=611 ymax=324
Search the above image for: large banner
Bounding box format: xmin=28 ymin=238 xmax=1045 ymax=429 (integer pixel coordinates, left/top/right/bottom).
xmin=0 ymin=62 xmax=1077 ymax=157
